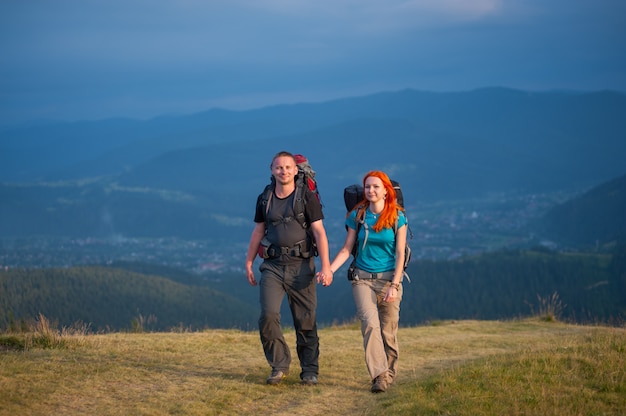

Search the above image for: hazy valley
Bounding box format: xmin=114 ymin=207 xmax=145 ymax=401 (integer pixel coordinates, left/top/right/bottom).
xmin=1 ymin=88 xmax=625 ymax=330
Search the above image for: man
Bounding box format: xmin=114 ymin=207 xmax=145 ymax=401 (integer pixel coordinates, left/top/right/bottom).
xmin=245 ymin=151 xmax=333 ymax=386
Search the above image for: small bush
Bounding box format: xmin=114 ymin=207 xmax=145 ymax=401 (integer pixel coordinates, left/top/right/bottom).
xmin=1 ymin=314 xmax=92 ymax=350
xmin=0 ymin=335 xmax=25 ymax=351
xmin=528 ymin=291 xmax=565 ymax=322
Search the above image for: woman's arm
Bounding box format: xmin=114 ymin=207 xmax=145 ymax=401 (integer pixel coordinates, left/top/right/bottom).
xmin=384 ymin=223 xmax=407 ymax=302
xmin=329 ymin=227 xmax=358 ymax=275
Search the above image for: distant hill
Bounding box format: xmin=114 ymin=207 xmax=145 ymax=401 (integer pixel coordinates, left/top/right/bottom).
xmin=1 ymin=88 xmax=625 ymax=243
xmin=533 ymin=173 xmax=626 ymax=249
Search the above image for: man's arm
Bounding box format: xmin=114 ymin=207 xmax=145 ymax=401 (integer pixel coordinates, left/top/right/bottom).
xmin=245 ymin=222 xmax=265 ymax=286
xmin=309 ymin=219 xmax=333 ymax=287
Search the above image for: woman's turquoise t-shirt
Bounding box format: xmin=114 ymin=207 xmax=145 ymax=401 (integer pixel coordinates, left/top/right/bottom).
xmin=346 ymin=208 xmax=407 ymax=273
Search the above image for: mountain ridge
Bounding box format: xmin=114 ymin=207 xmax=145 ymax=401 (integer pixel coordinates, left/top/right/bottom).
xmin=536 ymin=173 xmax=626 ymax=248
xmin=3 ymin=87 xmax=625 ymax=183
xmin=1 ymin=87 xmax=625 ymax=248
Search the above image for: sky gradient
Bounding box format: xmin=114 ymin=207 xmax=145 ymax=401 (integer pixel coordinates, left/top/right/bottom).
xmin=1 ymin=0 xmax=625 ymax=124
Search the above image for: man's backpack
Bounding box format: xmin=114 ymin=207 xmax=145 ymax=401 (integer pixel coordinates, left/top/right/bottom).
xmin=258 ymin=154 xmax=320 ymax=257
xmin=343 ymin=180 xmax=412 ymax=278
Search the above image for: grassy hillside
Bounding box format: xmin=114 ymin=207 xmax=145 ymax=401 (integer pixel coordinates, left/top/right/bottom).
xmin=1 ymin=318 xmax=624 ymax=415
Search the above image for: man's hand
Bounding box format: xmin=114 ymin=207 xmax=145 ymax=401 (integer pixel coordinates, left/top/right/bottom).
xmin=246 ymin=267 xmax=257 ymax=286
xmin=315 ymin=268 xmax=333 ymax=287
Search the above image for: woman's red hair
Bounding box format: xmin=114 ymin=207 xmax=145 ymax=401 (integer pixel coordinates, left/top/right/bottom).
xmin=353 ymin=170 xmax=402 ymax=232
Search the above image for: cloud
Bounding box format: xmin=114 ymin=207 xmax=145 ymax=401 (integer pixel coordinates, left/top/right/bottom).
xmin=0 ymin=0 xmax=624 ymax=124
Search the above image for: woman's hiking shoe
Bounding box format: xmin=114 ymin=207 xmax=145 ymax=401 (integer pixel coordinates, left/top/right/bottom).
xmin=371 ymin=375 xmax=388 ymax=393
xmin=266 ymin=370 xmax=287 ymax=385
xmin=301 ymin=375 xmax=318 ymax=385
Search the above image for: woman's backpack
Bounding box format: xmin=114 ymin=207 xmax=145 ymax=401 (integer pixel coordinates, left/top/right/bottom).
xmin=343 ymin=180 xmax=412 ymax=279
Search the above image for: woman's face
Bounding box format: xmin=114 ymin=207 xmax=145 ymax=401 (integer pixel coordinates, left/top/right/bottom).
xmin=364 ymin=176 xmax=387 ymax=203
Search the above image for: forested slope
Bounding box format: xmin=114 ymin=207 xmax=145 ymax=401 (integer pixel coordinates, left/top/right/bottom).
xmin=1 ymin=266 xmax=257 ymax=331
xmin=3 ymin=248 xmax=624 ymax=331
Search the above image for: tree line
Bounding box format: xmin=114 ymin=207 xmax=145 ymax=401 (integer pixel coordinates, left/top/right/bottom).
xmin=2 ymin=247 xmax=625 ymax=332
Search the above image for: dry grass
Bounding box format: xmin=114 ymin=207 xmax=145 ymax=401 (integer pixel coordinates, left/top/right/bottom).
xmin=1 ymin=319 xmax=624 ymax=415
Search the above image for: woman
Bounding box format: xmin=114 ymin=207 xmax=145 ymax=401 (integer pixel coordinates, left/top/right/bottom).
xmin=327 ymin=171 xmax=408 ymax=393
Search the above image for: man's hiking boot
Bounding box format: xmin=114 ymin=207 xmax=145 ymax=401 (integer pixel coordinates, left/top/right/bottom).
xmin=266 ymin=370 xmax=287 ymax=385
xmin=301 ymin=375 xmax=318 ymax=386
xmin=371 ymin=375 xmax=388 ymax=393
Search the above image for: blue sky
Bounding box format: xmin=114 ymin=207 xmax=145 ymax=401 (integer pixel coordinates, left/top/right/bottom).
xmin=1 ymin=0 xmax=625 ymax=124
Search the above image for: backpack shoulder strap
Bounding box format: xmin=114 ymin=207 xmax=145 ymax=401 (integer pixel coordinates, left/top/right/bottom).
xmin=351 ymin=206 xmax=367 ymax=256
xmin=293 ymin=174 xmax=308 ymax=229
xmin=360 ymin=210 xmax=370 ymax=251
xmin=259 ymin=182 xmax=274 ymax=227
xmin=260 ymin=176 xmax=310 ymax=230
xmin=394 ymin=209 xmax=413 ymax=238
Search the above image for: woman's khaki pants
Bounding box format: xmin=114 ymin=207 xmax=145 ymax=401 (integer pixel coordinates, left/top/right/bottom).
xmin=351 ymin=279 xmax=402 ymax=382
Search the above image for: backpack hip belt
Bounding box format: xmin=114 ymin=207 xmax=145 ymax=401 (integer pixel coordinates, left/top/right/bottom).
xmin=349 ymin=267 xmax=395 ymax=281
xmin=263 ymin=239 xmax=314 ymax=259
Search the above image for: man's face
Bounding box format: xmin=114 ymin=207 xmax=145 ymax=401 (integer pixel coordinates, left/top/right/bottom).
xmin=271 ymin=156 xmax=298 ymax=186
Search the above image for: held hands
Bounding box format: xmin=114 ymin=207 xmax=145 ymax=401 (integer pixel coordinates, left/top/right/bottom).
xmin=316 ymin=268 xmax=334 ymax=287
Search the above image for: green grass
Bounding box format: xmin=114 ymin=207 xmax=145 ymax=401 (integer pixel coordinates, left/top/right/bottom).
xmin=384 ymin=328 xmax=626 ymax=415
xmin=1 ymin=318 xmax=624 ymax=415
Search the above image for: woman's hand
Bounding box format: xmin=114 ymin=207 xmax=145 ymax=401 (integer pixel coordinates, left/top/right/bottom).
xmin=316 ymin=269 xmax=334 ymax=287
xmin=384 ymin=283 xmax=400 ymax=302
